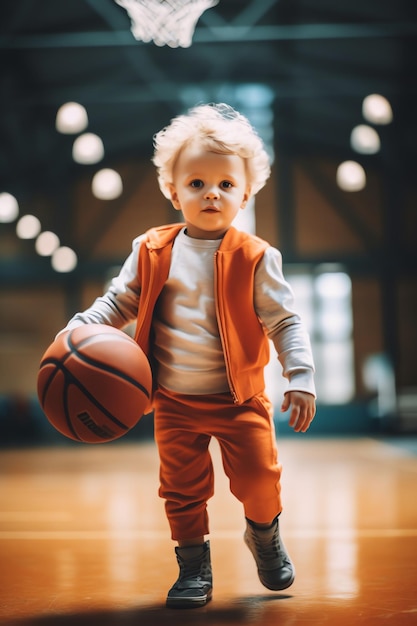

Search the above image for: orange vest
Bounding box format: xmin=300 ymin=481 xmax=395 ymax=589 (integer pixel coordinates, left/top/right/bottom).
xmin=134 ymin=223 xmax=270 ymax=406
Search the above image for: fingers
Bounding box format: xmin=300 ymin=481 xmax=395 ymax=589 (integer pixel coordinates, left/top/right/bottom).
xmin=281 ymin=395 xmax=290 ymax=413
xmin=290 ymin=405 xmax=315 ymax=433
xmin=285 ymin=392 xmax=316 ymax=433
xmin=288 ymin=404 xmax=300 ymax=429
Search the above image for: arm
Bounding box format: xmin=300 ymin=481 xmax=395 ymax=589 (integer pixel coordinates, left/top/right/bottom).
xmin=254 ymin=247 xmax=316 ymax=432
xmin=60 ymin=236 xmax=144 ymax=334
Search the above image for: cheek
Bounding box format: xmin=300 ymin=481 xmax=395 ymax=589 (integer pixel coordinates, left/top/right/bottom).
xmin=182 ymin=190 xmax=199 ymax=204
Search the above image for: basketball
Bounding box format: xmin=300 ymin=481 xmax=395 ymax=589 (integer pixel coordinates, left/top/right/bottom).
xmin=37 ymin=324 xmax=153 ymax=444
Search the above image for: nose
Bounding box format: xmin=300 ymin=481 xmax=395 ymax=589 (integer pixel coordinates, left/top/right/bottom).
xmin=204 ymin=186 xmax=220 ymax=200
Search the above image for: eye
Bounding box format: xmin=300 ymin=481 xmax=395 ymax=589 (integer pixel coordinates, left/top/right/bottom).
xmin=221 ymin=180 xmax=233 ymax=189
xmin=190 ymin=179 xmax=203 ymax=188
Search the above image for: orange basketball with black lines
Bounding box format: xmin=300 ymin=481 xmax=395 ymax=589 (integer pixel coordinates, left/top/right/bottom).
xmin=37 ymin=325 xmax=152 ymax=443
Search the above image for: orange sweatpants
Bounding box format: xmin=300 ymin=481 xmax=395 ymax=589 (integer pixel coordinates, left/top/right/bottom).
xmin=153 ymin=386 xmax=282 ymax=541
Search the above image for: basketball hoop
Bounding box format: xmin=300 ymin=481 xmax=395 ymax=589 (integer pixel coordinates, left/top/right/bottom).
xmin=115 ymin=0 xmax=219 ymax=48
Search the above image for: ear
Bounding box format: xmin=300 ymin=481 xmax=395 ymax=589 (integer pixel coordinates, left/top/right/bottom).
xmin=240 ymin=188 xmax=251 ymax=209
xmin=167 ymin=183 xmax=181 ymax=211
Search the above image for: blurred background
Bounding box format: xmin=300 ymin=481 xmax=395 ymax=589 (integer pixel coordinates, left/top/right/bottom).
xmin=1 ymin=0 xmax=416 ymax=446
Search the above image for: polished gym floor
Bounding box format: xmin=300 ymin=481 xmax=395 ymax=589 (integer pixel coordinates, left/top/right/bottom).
xmin=0 ymin=436 xmax=416 ymax=625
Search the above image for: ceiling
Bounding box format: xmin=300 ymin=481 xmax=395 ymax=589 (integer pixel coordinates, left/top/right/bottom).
xmin=1 ymin=0 xmax=416 ymax=280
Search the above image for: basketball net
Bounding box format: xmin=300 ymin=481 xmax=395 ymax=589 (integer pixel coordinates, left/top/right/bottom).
xmin=115 ymin=0 xmax=219 ymax=48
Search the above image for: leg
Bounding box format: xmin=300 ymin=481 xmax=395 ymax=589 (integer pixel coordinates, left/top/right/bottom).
xmin=214 ymin=392 xmax=295 ymax=590
xmin=154 ymin=389 xmax=214 ymax=541
xmin=153 ymin=388 xmax=214 ymax=607
xmin=217 ymin=392 xmax=282 ymax=523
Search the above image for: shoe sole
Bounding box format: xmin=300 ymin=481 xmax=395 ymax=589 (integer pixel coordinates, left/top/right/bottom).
xmin=259 ymin=572 xmax=295 ymax=591
xmin=166 ymin=590 xmax=212 ymax=609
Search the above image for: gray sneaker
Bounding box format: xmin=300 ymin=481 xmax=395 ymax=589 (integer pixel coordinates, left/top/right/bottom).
xmin=166 ymin=540 xmax=213 ymax=608
xmin=244 ymin=516 xmax=295 ymax=591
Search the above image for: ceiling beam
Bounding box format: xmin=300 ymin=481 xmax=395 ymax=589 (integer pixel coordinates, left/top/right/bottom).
xmin=1 ymin=22 xmax=416 ymax=49
xmin=1 ymin=75 xmax=405 ymax=108
xmin=84 ymin=0 xmax=179 ymax=110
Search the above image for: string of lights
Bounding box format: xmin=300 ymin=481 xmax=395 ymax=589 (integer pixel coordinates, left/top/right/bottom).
xmin=0 ymin=101 xmax=125 ymax=273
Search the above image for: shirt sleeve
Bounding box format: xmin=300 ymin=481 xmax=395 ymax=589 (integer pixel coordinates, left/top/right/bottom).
xmin=254 ymin=246 xmax=316 ymax=397
xmin=58 ymin=236 xmax=144 ymax=335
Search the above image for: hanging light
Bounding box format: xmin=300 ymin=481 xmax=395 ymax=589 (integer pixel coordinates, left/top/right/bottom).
xmin=336 ymin=161 xmax=366 ymax=192
xmin=92 ymin=168 xmax=123 ymax=200
xmin=35 ymin=231 xmax=60 ymax=256
xmin=56 ymin=102 xmax=88 ymax=134
xmin=51 ymin=246 xmax=78 ymax=272
xmin=350 ymin=125 xmax=381 ymax=154
xmin=72 ymin=133 xmax=104 ymax=164
xmin=362 ymin=94 xmax=393 ymax=125
xmin=0 ymin=192 xmax=19 ymax=223
xmin=16 ymin=214 xmax=41 ymax=239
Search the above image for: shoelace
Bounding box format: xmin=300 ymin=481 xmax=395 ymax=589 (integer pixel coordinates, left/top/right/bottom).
xmin=251 ymin=528 xmax=290 ymax=566
xmin=178 ymin=553 xmax=210 ymax=582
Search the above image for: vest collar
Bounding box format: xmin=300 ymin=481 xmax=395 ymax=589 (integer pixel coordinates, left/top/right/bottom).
xmin=145 ymin=223 xmax=267 ymax=254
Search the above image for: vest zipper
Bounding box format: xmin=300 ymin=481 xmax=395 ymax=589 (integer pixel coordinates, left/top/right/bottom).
xmin=135 ymin=246 xmax=155 ymax=347
xmin=214 ymin=251 xmax=239 ymax=404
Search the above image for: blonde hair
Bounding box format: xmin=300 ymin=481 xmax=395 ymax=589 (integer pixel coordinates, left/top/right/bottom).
xmin=152 ymin=103 xmax=271 ymax=199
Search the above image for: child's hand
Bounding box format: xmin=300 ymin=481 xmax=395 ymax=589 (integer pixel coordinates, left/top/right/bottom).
xmin=281 ymin=391 xmax=316 ymax=433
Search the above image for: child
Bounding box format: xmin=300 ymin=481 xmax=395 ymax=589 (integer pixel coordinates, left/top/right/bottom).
xmin=59 ymin=103 xmax=316 ymax=608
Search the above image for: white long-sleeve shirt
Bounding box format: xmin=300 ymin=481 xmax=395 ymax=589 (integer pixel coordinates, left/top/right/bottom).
xmin=63 ymin=228 xmax=315 ymax=397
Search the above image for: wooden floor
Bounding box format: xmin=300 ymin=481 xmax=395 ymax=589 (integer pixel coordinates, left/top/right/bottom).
xmin=0 ymin=436 xmax=416 ymax=626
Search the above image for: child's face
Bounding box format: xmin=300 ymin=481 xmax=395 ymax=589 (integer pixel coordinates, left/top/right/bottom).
xmin=168 ymin=142 xmax=250 ymax=239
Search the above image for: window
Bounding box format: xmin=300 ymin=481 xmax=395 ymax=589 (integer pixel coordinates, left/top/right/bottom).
xmin=265 ymin=267 xmax=355 ymax=407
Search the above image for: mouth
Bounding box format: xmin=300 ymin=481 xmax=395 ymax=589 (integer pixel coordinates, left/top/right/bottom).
xmin=202 ymin=206 xmax=220 ymax=214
